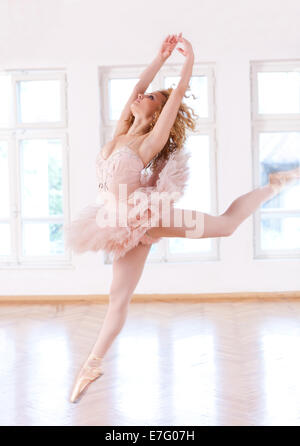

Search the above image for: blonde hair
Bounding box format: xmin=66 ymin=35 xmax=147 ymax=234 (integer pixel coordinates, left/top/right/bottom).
xmin=125 ymin=86 xmax=199 ymax=172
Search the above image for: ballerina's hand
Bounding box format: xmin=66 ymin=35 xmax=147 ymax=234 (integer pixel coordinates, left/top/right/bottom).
xmin=158 ymin=33 xmax=181 ymax=61
xmin=176 ymin=35 xmax=194 ymax=59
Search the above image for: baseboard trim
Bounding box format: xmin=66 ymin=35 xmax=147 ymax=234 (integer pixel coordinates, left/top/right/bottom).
xmin=0 ymin=291 xmax=299 ymax=303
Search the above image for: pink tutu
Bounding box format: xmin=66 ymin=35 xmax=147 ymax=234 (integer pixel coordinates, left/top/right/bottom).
xmin=64 ymin=145 xmax=191 ymax=261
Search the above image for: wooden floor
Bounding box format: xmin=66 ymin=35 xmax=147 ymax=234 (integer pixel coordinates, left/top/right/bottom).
xmin=1 ymin=298 xmax=300 ymax=426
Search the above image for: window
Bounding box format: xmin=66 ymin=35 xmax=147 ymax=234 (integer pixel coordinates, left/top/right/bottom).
xmin=99 ymin=63 xmax=218 ymax=263
xmin=0 ymin=70 xmax=70 ymax=268
xmin=250 ymin=61 xmax=300 ymax=258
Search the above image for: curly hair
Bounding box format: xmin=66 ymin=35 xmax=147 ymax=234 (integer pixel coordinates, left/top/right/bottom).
xmin=125 ymin=85 xmax=199 ymax=172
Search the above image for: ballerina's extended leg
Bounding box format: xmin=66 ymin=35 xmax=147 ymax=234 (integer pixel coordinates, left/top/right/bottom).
xmin=145 ymin=167 xmax=300 ymax=239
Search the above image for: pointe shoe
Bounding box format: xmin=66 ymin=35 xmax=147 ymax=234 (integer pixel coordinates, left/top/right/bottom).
xmin=70 ymin=354 xmax=104 ymax=404
xmin=269 ymin=166 xmax=300 ymax=195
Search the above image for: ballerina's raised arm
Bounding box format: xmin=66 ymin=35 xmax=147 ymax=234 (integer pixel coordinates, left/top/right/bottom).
xmin=138 ymin=34 xmax=195 ymax=163
xmin=112 ymin=33 xmax=184 ymax=139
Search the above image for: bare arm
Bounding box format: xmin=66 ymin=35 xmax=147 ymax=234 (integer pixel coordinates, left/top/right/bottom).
xmin=113 ymin=35 xmax=179 ymax=138
xmin=136 ymin=54 xmax=165 ymax=92
xmin=177 ymin=52 xmax=194 ymax=92
xmin=140 ymin=37 xmax=195 ymax=163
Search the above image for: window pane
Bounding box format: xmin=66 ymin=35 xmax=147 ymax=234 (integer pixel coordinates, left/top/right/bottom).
xmin=259 ymin=132 xmax=300 ymax=210
xmin=164 ymin=75 xmax=208 ymax=118
xmin=20 ymin=139 xmax=63 ymax=218
xmin=17 ymin=79 xmax=62 ymax=123
xmin=0 ymin=141 xmax=10 ymax=218
xmin=261 ymin=214 xmax=300 ymax=250
xmin=22 ymin=222 xmax=64 ymax=255
xmin=169 ymin=237 xmax=211 ymax=254
xmin=146 ymin=241 xmax=159 ymax=256
xmin=257 ymin=71 xmax=300 ymax=114
xmin=0 ymin=223 xmax=11 ymax=256
xmin=109 ymin=78 xmax=151 ymax=120
xmin=170 ymin=134 xmax=212 ymax=254
xmin=0 ymin=74 xmax=13 ymax=128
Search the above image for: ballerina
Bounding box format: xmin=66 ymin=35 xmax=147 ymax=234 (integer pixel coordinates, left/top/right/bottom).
xmin=65 ymin=33 xmax=300 ymax=403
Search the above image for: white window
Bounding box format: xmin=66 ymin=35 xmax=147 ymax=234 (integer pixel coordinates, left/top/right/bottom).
xmin=99 ymin=63 xmax=218 ymax=263
xmin=251 ymin=61 xmax=300 ymax=259
xmin=0 ymin=70 xmax=71 ymax=268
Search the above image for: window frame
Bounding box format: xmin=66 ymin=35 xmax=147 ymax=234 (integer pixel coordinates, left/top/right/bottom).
xmin=11 ymin=71 xmax=67 ymax=129
xmin=250 ymin=60 xmax=300 ymax=259
xmin=0 ymin=70 xmax=71 ymax=269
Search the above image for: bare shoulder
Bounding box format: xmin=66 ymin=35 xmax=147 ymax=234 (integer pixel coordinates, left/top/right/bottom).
xmin=100 ymin=139 xmax=115 ymax=158
xmin=139 ymin=130 xmax=165 ymax=165
xmin=101 ymin=132 xmax=161 ymax=166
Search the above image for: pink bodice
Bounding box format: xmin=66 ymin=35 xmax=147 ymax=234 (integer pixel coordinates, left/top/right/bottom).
xmin=95 ymin=146 xmax=146 ymax=199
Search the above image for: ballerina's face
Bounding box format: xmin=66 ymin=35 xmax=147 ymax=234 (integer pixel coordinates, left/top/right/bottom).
xmin=132 ymin=91 xmax=166 ymax=119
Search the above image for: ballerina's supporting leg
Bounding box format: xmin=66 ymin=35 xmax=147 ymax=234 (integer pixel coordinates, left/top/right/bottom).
xmin=70 ymin=242 xmax=152 ymax=402
xmin=146 ymin=183 xmax=282 ymax=239
xmin=88 ymin=242 xmax=152 ymax=358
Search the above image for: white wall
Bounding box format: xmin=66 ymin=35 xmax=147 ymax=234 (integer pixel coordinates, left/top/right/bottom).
xmin=1 ymin=0 xmax=300 ymax=295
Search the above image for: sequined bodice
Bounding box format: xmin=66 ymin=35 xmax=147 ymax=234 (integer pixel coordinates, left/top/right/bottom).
xmin=95 ymin=145 xmax=146 ymax=195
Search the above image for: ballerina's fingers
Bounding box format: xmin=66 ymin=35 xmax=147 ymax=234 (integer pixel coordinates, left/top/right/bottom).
xmin=169 ymin=34 xmax=178 ymax=43
xmin=170 ymin=35 xmax=180 ymax=49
